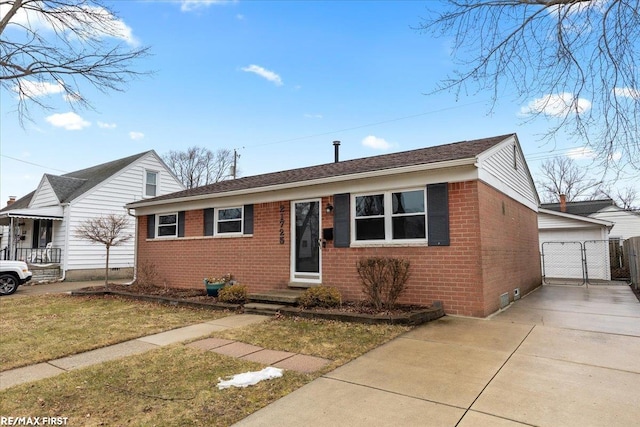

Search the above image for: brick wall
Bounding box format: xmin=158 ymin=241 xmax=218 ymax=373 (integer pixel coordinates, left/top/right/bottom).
xmin=135 ymin=179 xmax=541 ymax=317
xmin=477 ymin=181 xmax=541 ymax=316
xmin=137 ymin=202 xmax=291 ymax=291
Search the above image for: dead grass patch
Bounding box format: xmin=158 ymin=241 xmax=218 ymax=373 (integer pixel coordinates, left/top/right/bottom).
xmin=0 ymin=294 xmax=228 ymax=371
xmin=0 ymin=345 xmax=310 ymax=426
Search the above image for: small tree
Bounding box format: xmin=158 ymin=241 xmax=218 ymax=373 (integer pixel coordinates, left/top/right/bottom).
xmin=74 ymin=214 xmax=132 ymax=287
xmin=536 ymin=157 xmax=601 ymax=203
xmin=356 ymin=257 xmax=410 ymax=310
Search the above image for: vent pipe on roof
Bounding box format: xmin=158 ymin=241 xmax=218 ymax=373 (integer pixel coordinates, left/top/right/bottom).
xmin=333 ymin=140 xmax=341 ymax=163
xmin=559 ymin=194 xmax=567 ymax=212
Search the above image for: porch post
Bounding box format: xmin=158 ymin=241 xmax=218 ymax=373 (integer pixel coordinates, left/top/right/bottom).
xmin=8 ymin=217 xmax=14 ymax=260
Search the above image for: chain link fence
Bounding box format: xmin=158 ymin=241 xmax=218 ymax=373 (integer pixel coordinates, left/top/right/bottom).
xmin=541 ymin=240 xmax=623 ymax=285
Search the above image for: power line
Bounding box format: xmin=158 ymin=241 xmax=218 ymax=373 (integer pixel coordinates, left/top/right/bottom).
xmin=1 ymin=154 xmax=69 ymax=173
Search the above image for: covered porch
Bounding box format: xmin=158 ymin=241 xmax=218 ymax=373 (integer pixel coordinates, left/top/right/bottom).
xmin=0 ymin=207 xmax=64 ymax=281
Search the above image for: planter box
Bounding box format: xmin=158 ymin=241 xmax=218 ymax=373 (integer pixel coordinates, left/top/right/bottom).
xmin=204 ymin=280 xmax=225 ymax=297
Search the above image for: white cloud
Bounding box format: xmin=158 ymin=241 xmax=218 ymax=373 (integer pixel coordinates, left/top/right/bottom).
xmin=237 ymin=14 xmax=245 ymax=20
xmin=304 ymin=113 xmax=323 ymax=119
xmin=566 ymin=146 xmax=596 ymax=160
xmin=181 ymin=0 xmax=230 ymax=12
xmin=13 ymin=79 xmax=64 ymax=99
xmin=362 ymin=135 xmax=394 ymax=151
xmin=45 ymin=112 xmax=90 ymax=130
xmin=613 ymin=87 xmax=640 ymax=100
xmin=129 ymin=131 xmax=145 ymax=140
xmin=520 ymin=93 xmax=591 ymax=117
xmin=97 ymin=121 xmax=117 ymax=129
xmin=609 ymin=152 xmax=622 ymax=161
xmin=0 ymin=3 xmax=138 ymax=45
xmin=241 ymin=64 xmax=283 ymax=86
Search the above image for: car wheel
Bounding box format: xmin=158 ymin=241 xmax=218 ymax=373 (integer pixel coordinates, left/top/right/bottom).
xmin=0 ymin=273 xmax=19 ymax=295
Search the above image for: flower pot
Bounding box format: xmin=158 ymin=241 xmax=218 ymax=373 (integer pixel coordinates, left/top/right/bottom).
xmin=204 ymin=280 xmax=225 ymax=297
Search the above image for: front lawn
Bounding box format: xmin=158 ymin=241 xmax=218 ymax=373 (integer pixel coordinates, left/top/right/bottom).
xmin=0 ymin=294 xmax=228 ymax=371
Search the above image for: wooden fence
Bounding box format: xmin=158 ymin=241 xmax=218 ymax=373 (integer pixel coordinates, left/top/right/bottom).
xmin=623 ymin=237 xmax=640 ymax=289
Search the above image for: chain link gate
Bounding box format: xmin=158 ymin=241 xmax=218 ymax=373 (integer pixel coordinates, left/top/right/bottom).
xmin=541 ymin=242 xmax=585 ymax=285
xmin=542 ymin=240 xmax=618 ymax=285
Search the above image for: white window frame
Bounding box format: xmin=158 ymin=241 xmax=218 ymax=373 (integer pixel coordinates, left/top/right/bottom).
xmin=352 ymin=188 xmax=427 ymax=244
xmin=156 ymin=212 xmax=178 ymax=238
xmin=215 ymin=206 xmax=243 ymax=236
xmin=145 ymin=170 xmax=158 ymax=198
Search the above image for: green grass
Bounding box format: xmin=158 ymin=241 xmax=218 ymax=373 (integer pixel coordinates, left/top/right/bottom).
xmin=0 ymin=294 xmax=228 ymax=371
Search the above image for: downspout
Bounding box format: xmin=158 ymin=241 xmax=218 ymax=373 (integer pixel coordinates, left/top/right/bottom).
xmin=60 ymin=203 xmax=70 ymax=281
xmin=126 ymin=207 xmax=137 ymax=285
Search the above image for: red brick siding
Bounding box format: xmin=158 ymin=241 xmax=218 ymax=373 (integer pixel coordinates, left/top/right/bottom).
xmin=137 ymin=202 xmax=291 ymax=291
xmin=477 ymin=181 xmax=541 ymax=316
xmin=135 ymin=180 xmax=540 ymax=317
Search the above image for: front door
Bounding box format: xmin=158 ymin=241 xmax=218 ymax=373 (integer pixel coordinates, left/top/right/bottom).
xmin=291 ymin=199 xmax=321 ymax=284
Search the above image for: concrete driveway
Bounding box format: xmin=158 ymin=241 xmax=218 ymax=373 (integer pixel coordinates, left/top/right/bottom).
xmin=235 ymin=284 xmax=640 ymax=427
xmin=4 ymin=280 xmax=129 ymax=297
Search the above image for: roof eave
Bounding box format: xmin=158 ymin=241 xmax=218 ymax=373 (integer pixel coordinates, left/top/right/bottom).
xmin=127 ymin=156 xmax=478 ymax=210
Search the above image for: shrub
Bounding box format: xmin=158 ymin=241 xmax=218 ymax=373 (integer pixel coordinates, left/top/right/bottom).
xmin=299 ymin=286 xmax=342 ymax=308
xmin=217 ymin=284 xmax=247 ymax=304
xmin=356 ymin=257 xmax=410 ymax=310
xmin=135 ymin=260 xmax=161 ymax=286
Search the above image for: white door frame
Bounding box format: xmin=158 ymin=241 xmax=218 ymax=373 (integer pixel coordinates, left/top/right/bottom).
xmin=290 ymin=198 xmax=322 ymax=284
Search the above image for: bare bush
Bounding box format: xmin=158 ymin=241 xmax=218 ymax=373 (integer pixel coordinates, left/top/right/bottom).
xmin=356 ymin=257 xmax=410 ymax=310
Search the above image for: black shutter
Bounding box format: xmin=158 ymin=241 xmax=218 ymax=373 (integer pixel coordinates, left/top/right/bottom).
xmin=333 ymin=193 xmax=350 ymax=248
xmin=147 ymin=215 xmax=155 ymax=239
xmin=204 ymin=208 xmax=215 ymax=236
xmin=178 ymin=211 xmax=185 ymax=237
xmin=244 ymin=204 xmax=254 ymax=234
xmin=427 ymin=183 xmax=450 ymax=246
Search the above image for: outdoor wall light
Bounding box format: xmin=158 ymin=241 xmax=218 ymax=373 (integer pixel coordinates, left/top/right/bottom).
xmin=326 ymin=203 xmax=334 ymax=214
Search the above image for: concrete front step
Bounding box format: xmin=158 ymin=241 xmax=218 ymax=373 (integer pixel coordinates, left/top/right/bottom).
xmin=247 ymin=289 xmax=305 ymax=305
xmin=244 ymin=302 xmax=288 ymax=315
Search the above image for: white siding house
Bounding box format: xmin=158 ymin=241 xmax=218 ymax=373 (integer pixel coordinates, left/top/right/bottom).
xmin=0 ymin=151 xmax=184 ymax=281
xmin=590 ymin=206 xmax=640 ymax=241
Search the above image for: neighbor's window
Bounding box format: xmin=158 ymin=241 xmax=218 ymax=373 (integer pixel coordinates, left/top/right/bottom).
xmin=157 ymin=213 xmax=177 ymax=237
xmin=145 ymin=171 xmax=158 ymax=197
xmin=216 ymin=207 xmax=243 ymax=234
xmin=354 ymin=189 xmax=426 ymax=242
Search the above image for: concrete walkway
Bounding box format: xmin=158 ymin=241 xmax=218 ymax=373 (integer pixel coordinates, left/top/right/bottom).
xmin=235 ymin=284 xmax=640 ymax=427
xmin=1 ymin=280 xmax=331 ymax=391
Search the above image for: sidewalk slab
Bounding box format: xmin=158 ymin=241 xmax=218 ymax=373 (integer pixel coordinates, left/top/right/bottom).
xmin=137 ymin=323 xmax=227 ymax=346
xmin=0 ymin=363 xmax=65 ymax=390
xmin=206 ymin=314 xmax=269 ymax=329
xmin=186 ymin=338 xmax=234 ymax=351
xmin=458 ymin=411 xmax=530 ymax=426
xmin=234 ymin=377 xmax=465 ymax=426
xmin=273 ymin=354 xmax=331 ymax=373
xmin=241 ymin=349 xmax=296 ymax=365
xmin=517 ymin=325 xmax=640 ymax=373
xmin=473 ymin=352 xmax=640 ymax=427
xmin=325 ymin=335 xmax=508 ymax=408
xmin=211 ymin=342 xmax=264 ymax=357
xmin=49 ymin=340 xmax=157 ymax=371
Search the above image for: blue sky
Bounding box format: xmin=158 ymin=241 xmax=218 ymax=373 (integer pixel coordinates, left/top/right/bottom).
xmin=1 ymin=0 xmax=638 ymax=205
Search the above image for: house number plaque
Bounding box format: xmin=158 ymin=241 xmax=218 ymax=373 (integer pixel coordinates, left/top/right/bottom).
xmin=279 ymin=204 xmax=285 ymax=244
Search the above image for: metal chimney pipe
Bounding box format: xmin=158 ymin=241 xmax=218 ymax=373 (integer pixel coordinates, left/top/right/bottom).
xmin=333 ymin=140 xmax=341 ymax=162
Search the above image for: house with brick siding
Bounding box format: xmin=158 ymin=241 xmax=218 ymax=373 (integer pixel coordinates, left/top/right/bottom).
xmin=126 ymin=134 xmax=541 ymax=317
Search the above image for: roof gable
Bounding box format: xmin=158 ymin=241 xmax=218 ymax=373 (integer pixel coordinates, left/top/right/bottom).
xmin=1 ymin=151 xmax=154 ymax=212
xmin=131 ymin=134 xmax=514 ymax=207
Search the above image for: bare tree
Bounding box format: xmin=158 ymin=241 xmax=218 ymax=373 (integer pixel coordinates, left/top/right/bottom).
xmin=594 ymin=185 xmax=639 ymax=211
xmin=537 ymin=157 xmax=601 ymax=202
xmin=74 ymin=213 xmax=132 ymax=287
xmin=162 ymin=146 xmax=236 ymax=189
xmin=1 ymin=0 xmax=150 ymax=123
xmin=419 ymin=0 xmax=640 ymax=170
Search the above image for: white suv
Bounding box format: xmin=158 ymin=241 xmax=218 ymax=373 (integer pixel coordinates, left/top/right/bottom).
xmin=0 ymin=260 xmax=33 ymax=295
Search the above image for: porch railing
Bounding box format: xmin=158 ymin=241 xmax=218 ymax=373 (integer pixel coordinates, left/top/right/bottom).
xmin=2 ymin=247 xmax=62 ymax=264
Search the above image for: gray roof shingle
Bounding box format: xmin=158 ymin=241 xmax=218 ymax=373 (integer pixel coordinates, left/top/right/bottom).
xmin=131 ymin=134 xmax=514 ymax=206
xmin=540 ymin=199 xmax=617 ymax=216
xmin=1 ymin=151 xmax=152 ymax=212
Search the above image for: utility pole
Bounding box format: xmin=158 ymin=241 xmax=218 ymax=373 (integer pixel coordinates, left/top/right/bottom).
xmin=232 ymin=149 xmax=241 ymax=179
